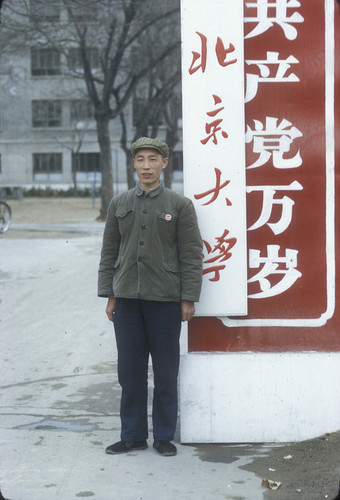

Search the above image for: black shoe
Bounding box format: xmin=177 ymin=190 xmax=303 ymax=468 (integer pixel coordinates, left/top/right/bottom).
xmin=105 ymin=440 xmax=148 ymax=454
xmin=153 ymin=439 xmax=177 ymax=456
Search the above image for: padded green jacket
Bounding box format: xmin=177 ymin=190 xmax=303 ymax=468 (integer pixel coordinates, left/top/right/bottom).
xmin=98 ymin=182 xmax=203 ymax=303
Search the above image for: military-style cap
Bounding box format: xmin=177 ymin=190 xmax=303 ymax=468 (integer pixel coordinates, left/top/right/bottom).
xmin=131 ymin=137 xmax=169 ymax=158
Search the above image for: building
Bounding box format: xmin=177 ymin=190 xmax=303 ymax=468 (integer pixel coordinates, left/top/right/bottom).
xmin=0 ymin=0 xmax=183 ymax=197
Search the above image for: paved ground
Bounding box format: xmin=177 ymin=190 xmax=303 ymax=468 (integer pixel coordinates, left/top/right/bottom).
xmin=1 ymin=198 xmax=339 ymax=500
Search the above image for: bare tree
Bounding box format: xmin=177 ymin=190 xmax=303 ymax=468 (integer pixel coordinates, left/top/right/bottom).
xmin=117 ymin=10 xmax=181 ymax=189
xmin=0 ymin=0 xmax=180 ymax=218
xmin=118 ymin=73 xmax=181 ymax=189
xmin=163 ymin=91 xmax=182 ymax=188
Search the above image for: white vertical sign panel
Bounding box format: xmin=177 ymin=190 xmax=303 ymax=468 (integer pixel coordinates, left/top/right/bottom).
xmin=181 ymin=0 xmax=247 ymax=316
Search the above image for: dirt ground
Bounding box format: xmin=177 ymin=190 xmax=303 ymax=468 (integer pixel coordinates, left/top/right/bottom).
xmin=2 ymin=197 xmax=340 ymax=499
xmin=5 ymin=197 xmax=100 ymax=224
xmin=243 ymin=432 xmax=340 ymax=499
xmin=2 ymin=197 xmax=102 ymax=239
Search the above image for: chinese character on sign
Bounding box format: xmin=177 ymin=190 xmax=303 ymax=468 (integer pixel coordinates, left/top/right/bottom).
xmin=189 ymin=32 xmax=237 ymax=75
xmin=189 ymin=32 xmax=207 ymax=74
xmin=201 ymin=95 xmax=229 ymax=145
xmin=245 ymin=52 xmax=299 ymax=102
xmin=248 ymin=245 xmax=302 ymax=298
xmin=245 ymin=0 xmax=304 ymax=40
xmin=194 ymin=167 xmax=231 ymax=206
xmin=215 ymin=37 xmax=237 ymax=67
xmin=247 ymin=181 xmax=303 ymax=234
xmin=245 ymin=117 xmax=303 ymax=169
xmin=203 ymin=230 xmax=237 ymax=282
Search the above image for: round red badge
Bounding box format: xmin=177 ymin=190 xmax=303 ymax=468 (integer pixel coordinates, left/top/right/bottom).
xmin=165 ymin=214 xmax=172 ymax=221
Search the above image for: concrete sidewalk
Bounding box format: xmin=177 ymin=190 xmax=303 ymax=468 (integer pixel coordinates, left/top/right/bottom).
xmin=1 ymin=234 xmax=339 ymax=500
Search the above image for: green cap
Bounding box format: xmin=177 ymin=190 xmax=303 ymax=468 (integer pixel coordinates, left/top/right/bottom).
xmin=131 ymin=137 xmax=169 ymax=158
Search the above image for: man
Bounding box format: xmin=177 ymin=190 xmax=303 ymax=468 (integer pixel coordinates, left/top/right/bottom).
xmin=98 ymin=137 xmax=202 ymax=457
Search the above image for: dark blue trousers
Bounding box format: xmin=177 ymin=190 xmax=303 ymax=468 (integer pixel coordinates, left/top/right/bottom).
xmin=113 ymin=298 xmax=182 ymax=442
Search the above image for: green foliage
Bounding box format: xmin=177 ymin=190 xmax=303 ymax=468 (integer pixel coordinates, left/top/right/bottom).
xmin=22 ymin=186 xmax=101 ymax=198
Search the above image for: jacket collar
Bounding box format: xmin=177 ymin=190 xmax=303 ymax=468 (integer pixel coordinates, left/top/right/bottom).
xmin=136 ymin=182 xmax=164 ymax=198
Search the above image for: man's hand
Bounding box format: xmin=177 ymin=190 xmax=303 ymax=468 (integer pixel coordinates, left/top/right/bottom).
xmin=105 ymin=295 xmax=116 ymax=322
xmin=181 ymin=300 xmax=195 ymax=322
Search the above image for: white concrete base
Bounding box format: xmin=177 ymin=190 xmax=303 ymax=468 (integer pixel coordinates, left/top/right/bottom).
xmin=180 ymin=352 xmax=340 ymax=443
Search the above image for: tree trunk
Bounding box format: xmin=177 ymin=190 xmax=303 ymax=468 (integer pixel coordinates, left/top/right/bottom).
xmin=118 ymin=111 xmax=135 ymax=191
xmin=96 ymin=115 xmax=113 ymax=220
xmin=72 ymin=155 xmax=78 ymax=196
xmin=126 ymin=156 xmax=135 ymax=189
xmin=163 ymin=152 xmax=173 ymax=188
xmin=164 ymin=126 xmax=178 ymax=188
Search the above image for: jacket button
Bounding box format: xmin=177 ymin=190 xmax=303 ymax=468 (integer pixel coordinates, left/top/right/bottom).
xmin=139 ymin=241 xmax=144 ymax=246
xmin=143 ymin=209 xmax=147 ymax=214
xmin=138 ymin=256 xmax=143 ymax=262
xmin=141 ymin=225 xmax=146 ymax=229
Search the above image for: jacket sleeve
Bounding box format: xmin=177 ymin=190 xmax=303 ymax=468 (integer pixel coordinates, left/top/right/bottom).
xmin=97 ymin=199 xmax=121 ymax=297
xmin=177 ymin=198 xmax=203 ymax=302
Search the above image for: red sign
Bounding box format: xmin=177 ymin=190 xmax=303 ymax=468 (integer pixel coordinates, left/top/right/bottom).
xmin=189 ymin=0 xmax=340 ymax=352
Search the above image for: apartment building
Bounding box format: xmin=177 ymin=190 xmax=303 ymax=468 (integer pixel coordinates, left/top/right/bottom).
xmin=0 ymin=0 xmax=182 ymax=194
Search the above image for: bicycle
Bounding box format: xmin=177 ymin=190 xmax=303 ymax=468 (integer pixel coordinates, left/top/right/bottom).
xmin=0 ymin=200 xmax=12 ymax=233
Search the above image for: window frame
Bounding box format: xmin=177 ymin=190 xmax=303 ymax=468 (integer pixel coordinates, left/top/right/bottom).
xmin=31 ymin=48 xmax=61 ymax=76
xmin=67 ymin=48 xmax=100 ymax=71
xmin=68 ymin=0 xmax=99 ymax=22
xmin=70 ymin=99 xmax=94 ymax=123
xmin=33 ymin=153 xmax=63 ymax=181
xmin=32 ymin=100 xmax=63 ymax=128
xmin=30 ymin=0 xmax=61 ymax=22
xmin=132 ymin=97 xmax=163 ymax=128
xmin=72 ymin=152 xmax=100 ymax=181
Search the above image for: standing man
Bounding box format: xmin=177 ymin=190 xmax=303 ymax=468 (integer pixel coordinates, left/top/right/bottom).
xmin=98 ymin=137 xmax=202 ymax=457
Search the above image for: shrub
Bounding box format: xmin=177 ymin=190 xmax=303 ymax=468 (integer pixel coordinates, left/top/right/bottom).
xmin=22 ymin=187 xmax=101 ymax=198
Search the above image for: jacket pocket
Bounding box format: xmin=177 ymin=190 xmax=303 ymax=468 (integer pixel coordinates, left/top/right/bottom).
xmin=156 ymin=210 xmax=178 ymax=223
xmin=116 ymin=207 xmax=133 ymax=218
xmin=115 ymin=207 xmax=133 ymax=235
xmin=163 ymin=262 xmax=179 ymax=273
xmin=156 ymin=210 xmax=178 ymax=241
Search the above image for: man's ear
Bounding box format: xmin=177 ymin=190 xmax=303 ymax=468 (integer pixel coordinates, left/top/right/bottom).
xmin=162 ymin=157 xmax=169 ymax=169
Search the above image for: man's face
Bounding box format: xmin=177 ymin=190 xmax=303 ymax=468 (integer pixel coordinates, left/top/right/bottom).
xmin=133 ymin=149 xmax=168 ymax=192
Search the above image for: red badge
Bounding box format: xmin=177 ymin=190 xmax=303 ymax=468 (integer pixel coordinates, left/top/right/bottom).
xmin=165 ymin=214 xmax=172 ymax=221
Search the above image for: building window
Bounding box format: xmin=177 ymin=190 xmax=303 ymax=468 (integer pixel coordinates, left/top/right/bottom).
xmin=72 ymin=152 xmax=100 ymax=181
xmin=132 ymin=97 xmax=162 ymax=128
xmin=30 ymin=0 xmax=61 ymax=22
xmin=70 ymin=100 xmax=94 ymax=123
xmin=32 ymin=100 xmax=62 ymax=127
xmin=68 ymin=0 xmax=98 ymax=21
xmin=33 ymin=153 xmax=62 ymax=181
xmin=67 ymin=48 xmax=100 ymax=71
xmin=31 ymin=48 xmax=61 ymax=76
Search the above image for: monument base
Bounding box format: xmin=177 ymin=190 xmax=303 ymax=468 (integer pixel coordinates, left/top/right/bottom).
xmin=180 ymin=352 xmax=340 ymax=443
